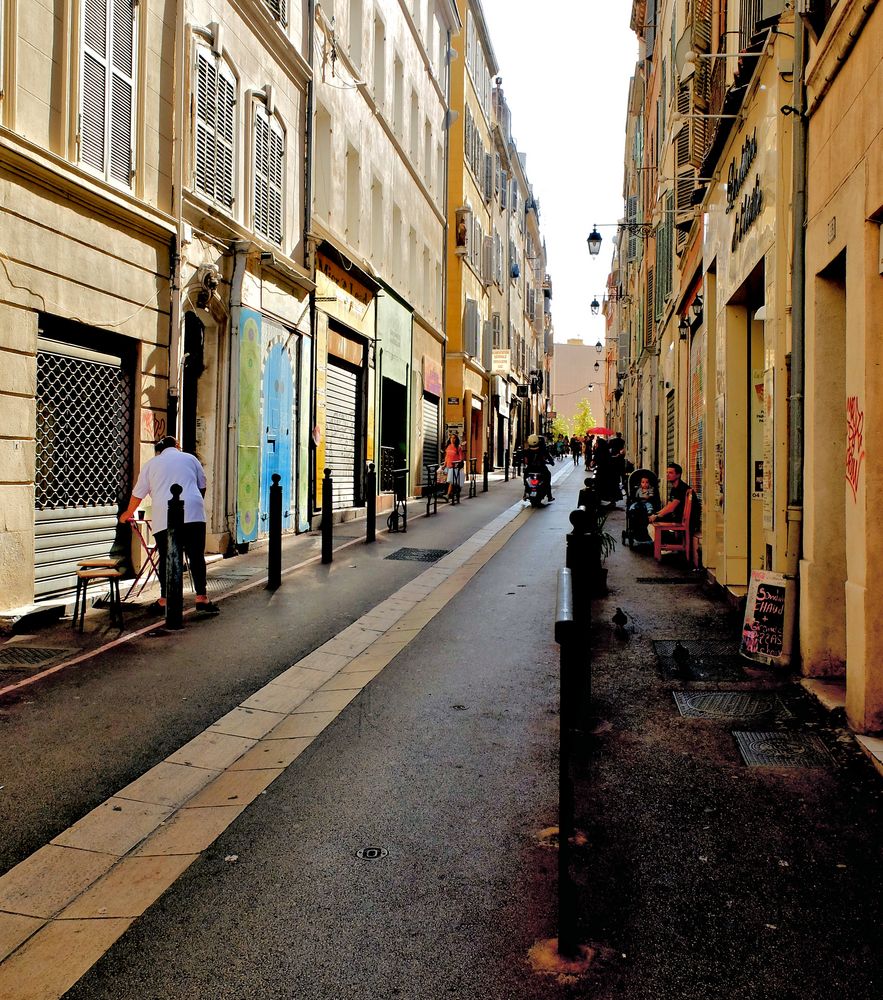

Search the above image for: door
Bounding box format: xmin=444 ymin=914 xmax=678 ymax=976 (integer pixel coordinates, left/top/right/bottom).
xmin=259 ymin=342 xmax=295 ymax=535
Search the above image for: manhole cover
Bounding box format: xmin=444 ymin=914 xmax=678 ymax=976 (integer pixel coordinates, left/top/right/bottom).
xmin=733 ymin=731 xmax=834 ymax=768
xmin=385 ymin=548 xmax=449 ymax=563
xmin=204 ymin=574 xmax=255 ymax=596
xmin=355 ymin=847 xmax=389 ymax=860
xmin=0 ymin=647 xmax=73 ymax=667
xmin=636 ymin=577 xmax=697 ymax=585
xmin=654 ymin=639 xmax=747 ymax=681
xmin=674 ymin=691 xmax=792 ymax=721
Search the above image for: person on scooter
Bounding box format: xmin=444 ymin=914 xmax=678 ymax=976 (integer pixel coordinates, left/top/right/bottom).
xmin=522 ymin=434 xmax=555 ymax=502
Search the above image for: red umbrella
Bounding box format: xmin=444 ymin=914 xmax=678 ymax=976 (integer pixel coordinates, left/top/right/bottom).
xmin=586 ymin=427 xmax=613 ymax=436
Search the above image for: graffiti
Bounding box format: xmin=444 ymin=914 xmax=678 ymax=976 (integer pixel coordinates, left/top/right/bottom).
xmin=846 ymin=395 xmax=864 ymax=502
xmin=142 ymin=411 xmax=166 ymax=442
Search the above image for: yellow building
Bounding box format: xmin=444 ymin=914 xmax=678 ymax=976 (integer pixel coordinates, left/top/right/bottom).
xmin=802 ymin=0 xmax=883 ymax=733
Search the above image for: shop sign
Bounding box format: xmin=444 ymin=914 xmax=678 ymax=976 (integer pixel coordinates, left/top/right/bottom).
xmin=423 ymin=356 xmax=443 ymax=397
xmin=740 ymin=571 xmax=796 ymax=668
xmin=316 ymin=255 xmax=372 ymax=320
xmin=726 ymin=129 xmax=763 ymax=252
xmin=447 ymin=396 xmax=460 ymax=405
xmin=492 ymin=350 xmax=511 ymax=374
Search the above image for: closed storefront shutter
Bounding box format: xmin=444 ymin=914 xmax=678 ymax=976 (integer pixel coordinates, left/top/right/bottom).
xmin=421 ymin=394 xmax=439 ymax=486
xmin=689 ymin=328 xmax=705 ymax=501
xmin=35 ymin=337 xmax=132 ymax=599
xmin=666 ymin=392 xmax=675 ymax=468
xmin=325 ymin=361 xmax=359 ymax=509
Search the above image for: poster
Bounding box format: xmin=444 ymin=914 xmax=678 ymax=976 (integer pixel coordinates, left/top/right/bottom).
xmin=740 ymin=570 xmax=796 ymax=668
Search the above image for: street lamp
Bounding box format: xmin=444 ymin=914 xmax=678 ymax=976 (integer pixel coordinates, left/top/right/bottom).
xmin=691 ymin=294 xmax=703 ymax=321
xmin=593 ymin=361 xmax=600 ymax=372
xmin=678 ymin=315 xmax=691 ymax=340
xmin=590 ymin=297 xmax=600 ymax=316
xmin=587 ymin=222 xmax=655 ymax=255
xmin=595 ymin=340 xmax=603 ymax=354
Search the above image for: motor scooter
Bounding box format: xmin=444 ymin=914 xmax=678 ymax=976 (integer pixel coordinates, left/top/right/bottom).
xmin=523 ymin=469 xmax=549 ymax=508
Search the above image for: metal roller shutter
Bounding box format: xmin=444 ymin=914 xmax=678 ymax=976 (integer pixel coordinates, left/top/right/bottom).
xmin=325 ymin=361 xmax=359 ymax=509
xmin=34 ymin=338 xmax=132 ymax=599
xmin=421 ymin=395 xmax=439 ymax=486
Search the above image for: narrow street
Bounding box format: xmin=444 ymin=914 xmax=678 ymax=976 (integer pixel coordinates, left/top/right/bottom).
xmin=1 ymin=464 xmax=881 ymax=999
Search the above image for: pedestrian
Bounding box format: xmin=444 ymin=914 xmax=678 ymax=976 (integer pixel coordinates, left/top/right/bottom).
xmin=569 ymin=435 xmax=581 ymax=465
xmin=443 ymin=431 xmax=464 ymax=502
xmin=119 ymin=436 xmax=219 ymax=615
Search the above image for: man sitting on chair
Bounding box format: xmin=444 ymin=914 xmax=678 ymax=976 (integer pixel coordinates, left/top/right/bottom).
xmin=647 ymin=463 xmax=690 ymax=546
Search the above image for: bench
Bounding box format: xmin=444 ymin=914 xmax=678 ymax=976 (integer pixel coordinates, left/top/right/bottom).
xmin=653 ymin=488 xmax=694 ymax=563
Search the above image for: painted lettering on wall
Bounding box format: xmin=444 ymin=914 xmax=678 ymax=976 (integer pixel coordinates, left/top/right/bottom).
xmin=846 ymin=395 xmax=865 ymax=502
xmin=142 ymin=411 xmax=166 ymax=442
xmin=726 ymin=129 xmax=758 ymax=214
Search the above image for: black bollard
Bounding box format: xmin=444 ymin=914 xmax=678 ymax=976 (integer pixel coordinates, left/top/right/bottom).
xmin=165 ymin=483 xmax=185 ymax=630
xmin=555 ymin=567 xmax=579 ymax=959
xmin=366 ymin=463 xmax=376 ymax=543
xmin=321 ymin=468 xmax=333 ymax=564
xmin=482 ymin=453 xmax=489 ymax=493
xmin=504 ymin=448 xmax=509 ymax=482
xmin=267 ymin=473 xmax=282 ymax=590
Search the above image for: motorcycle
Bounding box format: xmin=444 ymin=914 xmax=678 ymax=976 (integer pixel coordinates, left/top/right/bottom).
xmin=523 ymin=469 xmax=549 ymax=508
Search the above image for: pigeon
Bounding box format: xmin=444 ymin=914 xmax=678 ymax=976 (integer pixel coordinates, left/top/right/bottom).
xmin=612 ymin=607 xmax=629 ymax=638
xmin=672 ymin=641 xmax=692 ymax=676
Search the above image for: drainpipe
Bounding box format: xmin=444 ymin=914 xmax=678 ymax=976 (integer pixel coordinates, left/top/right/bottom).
xmin=786 ymin=14 xmax=807 ymax=576
xmin=226 ymin=243 xmax=250 ymax=548
xmin=167 ymin=0 xmax=188 ymax=437
xmin=305 ymin=0 xmax=317 ymax=524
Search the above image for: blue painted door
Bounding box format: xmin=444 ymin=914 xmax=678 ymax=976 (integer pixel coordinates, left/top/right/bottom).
xmin=260 ymin=343 xmax=294 ymax=535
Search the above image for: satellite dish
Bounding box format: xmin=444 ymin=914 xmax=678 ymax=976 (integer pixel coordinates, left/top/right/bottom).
xmin=675 ymin=28 xmax=695 ymax=81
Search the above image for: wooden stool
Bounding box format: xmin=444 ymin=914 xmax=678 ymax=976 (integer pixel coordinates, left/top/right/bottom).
xmin=73 ymin=565 xmax=125 ymax=632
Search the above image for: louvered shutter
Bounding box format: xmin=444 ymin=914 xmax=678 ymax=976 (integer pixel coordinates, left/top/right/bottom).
xmin=109 ymin=0 xmax=135 ymax=184
xmin=626 ymin=195 xmax=638 ymax=262
xmin=484 ymin=152 xmax=493 ymax=202
xmin=500 ymin=171 xmax=507 ymax=209
xmin=254 ymin=106 xmax=284 ymax=244
xmin=81 ymin=1 xmax=135 ymax=185
xmin=265 ymin=0 xmax=288 ymax=25
xmin=195 ymin=51 xmax=216 ymax=197
xmin=464 ymin=299 xmax=479 ymax=357
xmin=482 ymin=319 xmax=492 ymax=370
xmin=81 ymin=0 xmax=108 ymax=175
xmin=692 ymin=0 xmax=712 ymax=52
xmin=645 ymin=266 xmax=655 ymax=345
xmin=217 ymin=63 xmax=236 ymax=207
xmin=494 ymin=232 xmax=502 ymax=285
xmin=482 ymin=235 xmax=493 ymax=284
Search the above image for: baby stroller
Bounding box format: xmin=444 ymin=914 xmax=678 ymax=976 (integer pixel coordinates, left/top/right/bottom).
xmin=622 ymin=468 xmax=661 ymax=546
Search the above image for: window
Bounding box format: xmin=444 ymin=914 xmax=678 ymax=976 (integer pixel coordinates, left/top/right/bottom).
xmin=253 ymin=103 xmax=284 ymax=244
xmin=349 ymin=0 xmax=363 ymax=65
xmin=314 ymin=104 xmax=332 ymax=222
xmin=80 ymin=0 xmax=137 ymax=186
xmin=263 ymin=1 xmax=287 ymax=25
xmin=393 ymin=56 xmax=404 ymax=136
xmin=195 ymin=48 xmax=236 ymax=208
xmin=373 ymin=17 xmax=386 ymax=108
xmin=346 ymin=144 xmax=360 ymax=244
xmin=371 ymin=179 xmax=384 ymax=265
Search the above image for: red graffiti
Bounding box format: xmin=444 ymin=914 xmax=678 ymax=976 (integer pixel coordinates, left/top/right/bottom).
xmin=142 ymin=411 xmax=166 ymax=442
xmin=846 ymin=395 xmax=864 ymax=502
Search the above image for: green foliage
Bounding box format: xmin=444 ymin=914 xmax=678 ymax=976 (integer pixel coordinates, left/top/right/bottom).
xmin=550 ymin=415 xmax=572 ymax=439
xmin=571 ymin=399 xmax=596 ymax=437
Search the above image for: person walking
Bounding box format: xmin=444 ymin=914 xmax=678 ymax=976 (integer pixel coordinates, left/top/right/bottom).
xmin=443 ymin=432 xmax=465 ymax=502
xmin=119 ymin=436 xmax=219 ymax=615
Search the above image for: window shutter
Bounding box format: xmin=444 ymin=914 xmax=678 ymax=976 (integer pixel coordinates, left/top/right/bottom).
xmin=195 ymin=51 xmax=236 ymax=208
xmin=81 ymin=8 xmax=107 ymax=176
xmin=254 ymin=106 xmax=284 ymax=244
xmin=500 ymin=171 xmax=507 ymax=209
xmin=645 ymin=266 xmax=655 ymax=344
xmin=108 ymin=0 xmax=135 ymax=183
xmin=265 ymin=1 xmax=287 ymax=26
xmin=482 ymin=319 xmax=492 ymax=370
xmin=626 ymin=195 xmax=638 ymax=262
xmin=482 ymin=235 xmax=493 ymax=284
xmin=484 ymin=152 xmax=493 ymax=202
xmin=494 ymin=232 xmax=502 ymax=285
xmin=217 ymin=63 xmax=236 ymax=207
xmin=464 ymin=298 xmax=479 ymax=357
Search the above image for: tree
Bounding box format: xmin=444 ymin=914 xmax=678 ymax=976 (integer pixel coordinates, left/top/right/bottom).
xmin=571 ymin=399 xmax=596 ymax=436
xmin=550 ymin=415 xmax=572 ymax=439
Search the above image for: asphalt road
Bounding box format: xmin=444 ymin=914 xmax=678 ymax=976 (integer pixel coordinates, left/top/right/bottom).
xmin=63 ymin=469 xmax=581 ymax=1000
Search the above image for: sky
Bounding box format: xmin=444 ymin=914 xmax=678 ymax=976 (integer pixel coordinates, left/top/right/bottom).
xmin=478 ymin=0 xmax=637 ymax=347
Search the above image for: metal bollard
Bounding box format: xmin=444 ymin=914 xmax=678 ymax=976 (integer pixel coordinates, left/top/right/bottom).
xmin=482 ymin=453 xmax=489 ymax=493
xmin=267 ymin=473 xmax=282 ymax=590
xmin=366 ymin=463 xmax=376 ymax=543
xmin=321 ymin=468 xmax=333 ymax=564
xmin=165 ymin=483 xmax=185 ymax=630
xmin=504 ymin=448 xmax=510 ymax=482
xmin=555 ymin=567 xmax=579 ymax=959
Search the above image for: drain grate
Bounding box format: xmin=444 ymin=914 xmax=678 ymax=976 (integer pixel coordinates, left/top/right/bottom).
xmin=733 ymin=731 xmax=834 ymax=768
xmin=654 ymin=639 xmax=747 ymax=681
xmin=0 ymin=647 xmax=73 ymax=667
xmin=204 ymin=574 xmax=256 ymax=596
xmin=674 ymin=691 xmax=792 ymax=721
xmin=636 ymin=577 xmax=697 ymax=585
xmin=385 ymin=548 xmax=450 ymax=563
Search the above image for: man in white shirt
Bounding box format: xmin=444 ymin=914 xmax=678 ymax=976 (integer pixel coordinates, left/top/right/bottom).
xmin=119 ymin=437 xmax=219 ymax=615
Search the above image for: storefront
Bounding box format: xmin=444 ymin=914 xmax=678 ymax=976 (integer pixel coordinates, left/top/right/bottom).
xmin=417 ymin=348 xmax=444 ymax=491
xmin=701 ymin=57 xmax=793 ymax=596
xmin=313 ymin=247 xmax=378 ymax=516
xmin=376 ymin=291 xmax=413 ymax=494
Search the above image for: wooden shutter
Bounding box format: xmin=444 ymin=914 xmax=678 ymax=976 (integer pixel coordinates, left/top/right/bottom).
xmin=626 ymin=195 xmax=638 ymax=262
xmin=645 ymin=266 xmax=655 ymax=345
xmin=482 ymin=319 xmax=492 ymax=370
xmin=482 ymin=235 xmax=493 ymax=285
xmin=484 ymin=152 xmax=493 ymax=202
xmin=81 ymin=0 xmax=136 ymax=184
xmin=81 ymin=0 xmax=108 ymax=175
xmin=195 ymin=50 xmax=236 ymax=207
xmin=265 ymin=1 xmax=287 ymax=26
xmin=254 ymin=105 xmax=284 ymax=244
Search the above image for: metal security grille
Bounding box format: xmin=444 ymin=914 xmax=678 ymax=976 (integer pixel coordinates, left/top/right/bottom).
xmin=666 ymin=392 xmax=675 ymax=468
xmin=34 ymin=339 xmax=132 ymax=598
xmin=36 ymin=349 xmax=132 ymax=510
xmin=421 ymin=395 xmax=439 ymax=487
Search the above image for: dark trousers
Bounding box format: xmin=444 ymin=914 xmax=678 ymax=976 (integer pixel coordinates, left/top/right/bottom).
xmin=153 ymin=522 xmax=208 ymax=598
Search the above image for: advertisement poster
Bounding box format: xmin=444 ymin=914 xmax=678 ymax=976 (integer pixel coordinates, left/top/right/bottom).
xmin=740 ymin=570 xmax=796 ymax=667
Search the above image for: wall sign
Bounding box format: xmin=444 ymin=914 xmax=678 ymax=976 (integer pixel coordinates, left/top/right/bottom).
xmin=726 ymin=128 xmax=763 ymax=251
